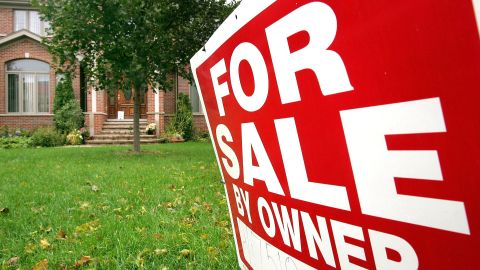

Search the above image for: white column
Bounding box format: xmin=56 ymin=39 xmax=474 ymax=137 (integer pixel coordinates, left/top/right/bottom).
xmin=89 ymin=87 xmax=97 ymax=136
xmin=92 ymin=87 xmax=97 ymax=113
xmin=154 ymin=89 xmax=160 ymax=136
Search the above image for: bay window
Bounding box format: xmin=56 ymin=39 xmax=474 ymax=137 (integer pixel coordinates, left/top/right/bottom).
xmin=6 ymin=59 xmax=50 ymax=114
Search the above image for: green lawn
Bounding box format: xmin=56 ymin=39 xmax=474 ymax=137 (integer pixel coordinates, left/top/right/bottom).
xmin=0 ymin=143 xmax=237 ymax=269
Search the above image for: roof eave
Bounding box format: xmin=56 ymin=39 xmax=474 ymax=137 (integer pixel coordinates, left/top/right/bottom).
xmin=0 ymin=29 xmax=43 ymax=47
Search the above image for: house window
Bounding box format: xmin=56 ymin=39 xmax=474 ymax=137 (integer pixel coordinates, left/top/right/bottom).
xmin=14 ymin=10 xmax=50 ymax=36
xmin=6 ymin=59 xmax=50 ymax=114
xmin=189 ymin=84 xmax=203 ymax=114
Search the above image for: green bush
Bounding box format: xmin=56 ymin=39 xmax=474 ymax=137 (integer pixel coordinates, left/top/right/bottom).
xmin=30 ymin=128 xmax=65 ymax=147
xmin=168 ymin=93 xmax=194 ymax=141
xmin=54 ymin=100 xmax=85 ymax=134
xmin=53 ymin=73 xmax=75 ymax=113
xmin=0 ymin=126 xmax=9 ymax=137
xmin=192 ymin=130 xmax=211 ymax=142
xmin=0 ymin=137 xmax=32 ymax=149
xmin=66 ymin=129 xmax=83 ymax=145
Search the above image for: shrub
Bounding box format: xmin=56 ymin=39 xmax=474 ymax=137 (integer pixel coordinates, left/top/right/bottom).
xmin=168 ymin=93 xmax=194 ymax=140
xmin=79 ymin=127 xmax=90 ymax=143
xmin=0 ymin=137 xmax=32 ymax=149
xmin=66 ymin=129 xmax=83 ymax=145
xmin=54 ymin=100 xmax=85 ymax=134
xmin=30 ymin=128 xmax=65 ymax=147
xmin=192 ymin=130 xmax=211 ymax=142
xmin=0 ymin=126 xmax=9 ymax=138
xmin=53 ymin=73 xmax=75 ymax=113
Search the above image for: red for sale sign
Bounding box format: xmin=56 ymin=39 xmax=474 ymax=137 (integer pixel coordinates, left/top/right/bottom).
xmin=191 ymin=0 xmax=480 ymax=269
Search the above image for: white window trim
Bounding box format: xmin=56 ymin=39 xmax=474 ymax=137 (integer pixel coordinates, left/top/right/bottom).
xmin=14 ymin=10 xmax=49 ymax=36
xmin=5 ymin=70 xmax=51 ymax=115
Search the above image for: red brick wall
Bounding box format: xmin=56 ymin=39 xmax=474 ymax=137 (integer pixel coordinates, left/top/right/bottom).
xmin=163 ymin=91 xmax=175 ymax=115
xmin=93 ymin=114 xmax=107 ymax=134
xmin=0 ymin=115 xmax=53 ymax=130
xmin=0 ymin=8 xmax=13 ymax=35
xmin=178 ymin=75 xmax=190 ymax=95
xmin=0 ymin=38 xmax=81 ymax=130
xmin=193 ymin=115 xmax=208 ymax=132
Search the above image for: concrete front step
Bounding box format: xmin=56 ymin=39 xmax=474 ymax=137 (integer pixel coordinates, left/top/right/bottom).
xmin=102 ymin=126 xmax=147 ymax=130
xmin=87 ymin=139 xmax=159 ymax=145
xmin=105 ymin=119 xmax=147 ymax=122
xmin=103 ymin=122 xmax=147 ymax=125
xmin=99 ymin=129 xmax=147 ymax=135
xmin=94 ymin=134 xmax=156 ymax=140
xmin=103 ymin=121 xmax=147 ymax=125
xmin=88 ymin=119 xmax=157 ymax=145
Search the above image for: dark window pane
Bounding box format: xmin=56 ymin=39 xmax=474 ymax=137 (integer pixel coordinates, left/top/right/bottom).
xmin=8 ymin=74 xmax=19 ymax=112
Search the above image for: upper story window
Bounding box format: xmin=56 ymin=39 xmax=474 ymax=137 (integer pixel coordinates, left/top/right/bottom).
xmin=6 ymin=59 xmax=51 ymax=114
xmin=14 ymin=10 xmax=50 ymax=36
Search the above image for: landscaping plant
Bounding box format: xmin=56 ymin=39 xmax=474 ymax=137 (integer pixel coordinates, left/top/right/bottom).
xmin=66 ymin=129 xmax=83 ymax=145
xmin=53 ymin=73 xmax=75 ymax=114
xmin=30 ymin=127 xmax=65 ymax=147
xmin=168 ymin=93 xmax=194 ymax=141
xmin=53 ymin=100 xmax=85 ymax=135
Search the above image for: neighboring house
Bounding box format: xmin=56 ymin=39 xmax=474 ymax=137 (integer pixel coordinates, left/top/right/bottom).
xmin=0 ymin=0 xmax=207 ymax=138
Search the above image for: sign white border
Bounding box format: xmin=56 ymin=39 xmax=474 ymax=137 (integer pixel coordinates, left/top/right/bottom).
xmin=473 ymin=0 xmax=480 ymax=34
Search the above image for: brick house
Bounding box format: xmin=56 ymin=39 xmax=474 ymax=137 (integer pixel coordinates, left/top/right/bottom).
xmin=0 ymin=0 xmax=207 ymax=141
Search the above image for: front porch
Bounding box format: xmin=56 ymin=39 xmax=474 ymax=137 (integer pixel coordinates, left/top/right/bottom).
xmin=83 ymin=74 xmax=208 ymax=141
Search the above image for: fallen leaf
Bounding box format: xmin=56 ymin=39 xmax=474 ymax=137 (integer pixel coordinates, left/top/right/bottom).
xmin=74 ymin=255 xmax=91 ymax=268
xmin=200 ymin=233 xmax=209 ymax=239
xmin=75 ymin=220 xmax=100 ymax=235
xmin=32 ymin=259 xmax=48 ymax=270
xmin=153 ymin=233 xmax=161 ymax=239
xmin=189 ymin=205 xmax=199 ymax=217
xmin=207 ymin=247 xmax=219 ymax=258
xmin=56 ymin=229 xmax=66 ymax=239
xmin=7 ymin=256 xmax=19 ymax=266
xmin=39 ymin=239 xmax=50 ymax=250
xmin=79 ymin=202 xmax=90 ymax=210
xmin=203 ymin=203 xmax=212 ymax=212
xmin=31 ymin=206 xmax=45 ymax=213
xmin=135 ymin=227 xmax=146 ymax=234
xmin=39 ymin=225 xmax=52 ymax=233
xmin=24 ymin=243 xmax=36 ymax=254
xmin=179 ymin=249 xmax=191 ymax=257
xmin=215 ymin=220 xmax=229 ymax=228
xmin=155 ymin=248 xmax=168 ymax=255
xmin=0 ymin=207 xmax=9 ymax=214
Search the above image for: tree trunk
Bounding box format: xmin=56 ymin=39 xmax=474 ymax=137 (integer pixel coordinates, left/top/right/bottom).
xmin=133 ymin=86 xmax=141 ymax=153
